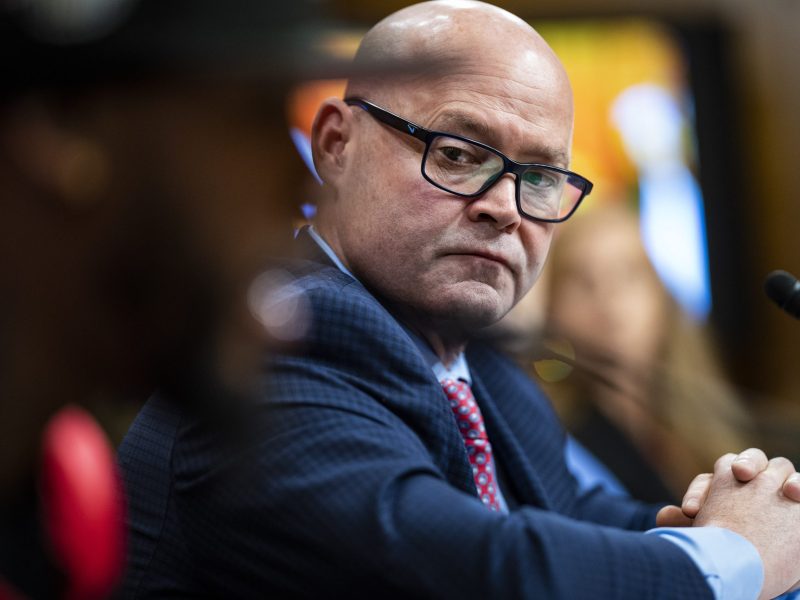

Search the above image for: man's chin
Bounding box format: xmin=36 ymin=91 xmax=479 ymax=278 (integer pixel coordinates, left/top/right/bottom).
xmin=426 ymin=286 xmax=512 ymax=331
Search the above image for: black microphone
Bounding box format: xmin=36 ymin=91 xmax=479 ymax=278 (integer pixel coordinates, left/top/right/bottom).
xmin=765 ymin=270 xmax=800 ymax=319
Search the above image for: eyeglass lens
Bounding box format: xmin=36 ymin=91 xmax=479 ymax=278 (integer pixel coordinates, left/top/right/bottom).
xmin=424 ymin=134 xmax=577 ymax=221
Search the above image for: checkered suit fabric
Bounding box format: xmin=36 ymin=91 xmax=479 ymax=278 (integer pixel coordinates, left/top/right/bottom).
xmin=117 ymin=234 xmax=713 ymax=599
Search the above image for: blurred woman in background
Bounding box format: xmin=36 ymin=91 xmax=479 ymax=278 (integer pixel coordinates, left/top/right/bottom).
xmin=499 ymin=205 xmax=752 ymax=502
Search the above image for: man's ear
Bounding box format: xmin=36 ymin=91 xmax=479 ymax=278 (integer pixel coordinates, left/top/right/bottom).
xmin=310 ymin=97 xmax=353 ymax=185
xmin=0 ymin=97 xmax=110 ymax=212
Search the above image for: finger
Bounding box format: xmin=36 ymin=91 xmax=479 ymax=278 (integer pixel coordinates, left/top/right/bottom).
xmin=761 ymin=456 xmax=796 ymax=486
xmin=713 ymin=453 xmax=738 ymax=476
xmin=656 ymin=504 xmax=693 ymax=527
xmin=731 ymin=448 xmax=769 ymax=482
xmin=681 ymin=473 xmax=712 ymax=517
xmin=783 ymin=472 xmax=800 ymax=502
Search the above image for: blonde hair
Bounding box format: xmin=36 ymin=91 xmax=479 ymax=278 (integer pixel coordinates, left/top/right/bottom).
xmin=512 ymin=205 xmax=752 ymax=495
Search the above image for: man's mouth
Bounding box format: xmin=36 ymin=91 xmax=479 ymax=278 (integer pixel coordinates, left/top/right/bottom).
xmin=447 ymin=250 xmax=512 ymax=271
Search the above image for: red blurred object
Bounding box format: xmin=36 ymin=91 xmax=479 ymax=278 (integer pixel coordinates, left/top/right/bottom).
xmin=40 ymin=406 xmax=126 ymax=600
xmin=0 ymin=579 xmax=23 ymax=600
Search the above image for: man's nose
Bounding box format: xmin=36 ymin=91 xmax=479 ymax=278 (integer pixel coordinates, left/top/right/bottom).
xmin=465 ymin=173 xmax=521 ymax=233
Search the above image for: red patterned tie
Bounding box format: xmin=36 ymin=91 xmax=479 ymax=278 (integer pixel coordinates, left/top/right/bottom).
xmin=441 ymin=379 xmax=502 ymax=511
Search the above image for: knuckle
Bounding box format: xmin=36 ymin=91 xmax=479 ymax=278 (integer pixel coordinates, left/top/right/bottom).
xmin=784 ymin=475 xmax=800 ymax=490
xmin=769 ymin=456 xmax=794 ymax=471
xmin=784 ymin=481 xmax=800 ymax=502
xmin=739 ymin=447 xmax=767 ymax=462
xmin=688 ymin=474 xmax=712 ymax=492
xmin=715 ymin=453 xmax=737 ymax=470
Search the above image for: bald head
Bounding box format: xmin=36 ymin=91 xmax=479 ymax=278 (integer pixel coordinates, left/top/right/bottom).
xmin=346 ymin=0 xmax=571 ymax=112
xmin=312 ymin=1 xmax=580 ymax=356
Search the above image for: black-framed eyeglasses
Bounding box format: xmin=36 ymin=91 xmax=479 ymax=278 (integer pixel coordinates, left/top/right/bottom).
xmin=345 ymin=97 xmax=593 ymax=224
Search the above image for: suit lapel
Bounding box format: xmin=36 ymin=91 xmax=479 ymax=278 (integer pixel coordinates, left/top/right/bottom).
xmin=293 ymin=226 xmax=480 ymax=497
xmin=469 ymin=367 xmax=554 ymax=510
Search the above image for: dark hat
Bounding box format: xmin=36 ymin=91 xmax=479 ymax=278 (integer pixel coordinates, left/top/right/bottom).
xmin=1 ymin=0 xmax=369 ymax=89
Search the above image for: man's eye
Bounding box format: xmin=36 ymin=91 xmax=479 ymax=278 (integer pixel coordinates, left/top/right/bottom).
xmin=523 ymin=170 xmax=556 ymax=188
xmin=440 ymin=146 xmax=477 ymax=164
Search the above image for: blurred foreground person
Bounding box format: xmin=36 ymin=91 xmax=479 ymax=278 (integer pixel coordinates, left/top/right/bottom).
xmin=119 ymin=2 xmax=800 ymax=599
xmin=0 ymin=1 xmax=345 ymax=597
xmin=543 ymin=206 xmax=752 ymax=500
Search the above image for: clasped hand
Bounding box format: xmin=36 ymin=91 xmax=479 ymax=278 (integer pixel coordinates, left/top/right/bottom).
xmin=656 ymin=449 xmax=800 ymax=600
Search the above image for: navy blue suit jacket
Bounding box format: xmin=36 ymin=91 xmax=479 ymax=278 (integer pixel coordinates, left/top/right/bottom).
xmin=118 ymin=238 xmax=713 ymax=598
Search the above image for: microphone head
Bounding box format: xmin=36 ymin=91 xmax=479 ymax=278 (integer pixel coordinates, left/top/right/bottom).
xmin=765 ymin=270 xmax=800 ymax=318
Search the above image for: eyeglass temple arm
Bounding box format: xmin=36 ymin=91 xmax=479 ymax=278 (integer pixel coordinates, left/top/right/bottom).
xmin=344 ymin=98 xmax=429 ymax=143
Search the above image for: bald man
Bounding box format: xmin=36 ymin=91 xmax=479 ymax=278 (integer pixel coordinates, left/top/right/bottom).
xmin=119 ymin=2 xmax=800 ymax=598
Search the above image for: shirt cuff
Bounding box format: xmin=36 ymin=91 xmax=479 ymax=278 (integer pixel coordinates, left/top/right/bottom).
xmin=646 ymin=527 xmax=763 ymax=600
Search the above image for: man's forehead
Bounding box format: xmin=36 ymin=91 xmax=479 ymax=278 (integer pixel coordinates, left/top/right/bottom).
xmin=373 ymin=52 xmax=573 ymax=159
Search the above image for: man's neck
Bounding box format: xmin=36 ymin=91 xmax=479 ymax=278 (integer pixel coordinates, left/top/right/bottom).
xmin=428 ymin=337 xmax=463 ymax=368
xmin=310 ymin=222 xmax=352 ymax=274
xmin=391 ymin=310 xmax=468 ymax=367
xmin=307 ymin=223 xmax=467 ymax=366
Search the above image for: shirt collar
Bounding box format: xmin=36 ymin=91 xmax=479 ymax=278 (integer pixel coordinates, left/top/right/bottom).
xmin=398 ymin=328 xmax=473 ymax=386
xmin=306 ymin=225 xmax=354 ymax=279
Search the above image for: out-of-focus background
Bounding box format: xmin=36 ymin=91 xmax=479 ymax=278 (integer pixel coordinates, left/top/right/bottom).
xmin=11 ymin=0 xmax=797 ymax=494
xmin=289 ymin=0 xmax=800 ymax=484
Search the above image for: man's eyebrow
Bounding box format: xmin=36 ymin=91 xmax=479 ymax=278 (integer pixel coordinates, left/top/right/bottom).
xmin=533 ymin=147 xmax=571 ymax=168
xmin=432 ymin=112 xmax=494 ymax=142
xmin=431 ymin=111 xmax=570 ymax=168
